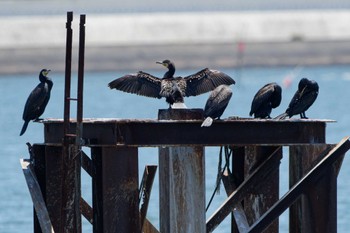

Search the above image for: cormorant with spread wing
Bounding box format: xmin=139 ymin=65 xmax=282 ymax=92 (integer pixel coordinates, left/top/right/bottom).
xmin=201 ymin=85 xmax=232 ymax=127
xmin=20 ymin=69 xmax=53 ymax=136
xmin=249 ymin=82 xmax=282 ymax=118
xmin=108 ymin=60 xmax=235 ymax=108
xmin=276 ymin=78 xmax=319 ymax=119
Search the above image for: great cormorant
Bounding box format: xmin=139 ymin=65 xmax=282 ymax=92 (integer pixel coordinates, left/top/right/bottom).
xmin=249 ymin=82 xmax=282 ymax=118
xmin=201 ymin=85 xmax=232 ymax=127
xmin=108 ymin=60 xmax=235 ymax=108
xmin=20 ymin=69 xmax=53 ymax=136
xmin=276 ymin=78 xmax=318 ymax=119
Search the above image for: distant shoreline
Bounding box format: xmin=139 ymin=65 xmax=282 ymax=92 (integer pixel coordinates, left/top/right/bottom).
xmin=1 ymin=40 xmax=350 ymax=75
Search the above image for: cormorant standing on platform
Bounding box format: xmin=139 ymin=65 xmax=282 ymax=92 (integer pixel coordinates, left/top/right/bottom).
xmin=276 ymin=78 xmax=319 ymax=119
xmin=20 ymin=69 xmax=53 ymax=136
xmin=249 ymin=82 xmax=282 ymax=118
xmin=201 ymin=85 xmax=232 ymax=127
xmin=108 ymin=60 xmax=235 ymax=108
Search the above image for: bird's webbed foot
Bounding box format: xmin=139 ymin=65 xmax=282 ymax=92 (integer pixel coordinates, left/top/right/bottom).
xmin=300 ymin=112 xmax=308 ymax=119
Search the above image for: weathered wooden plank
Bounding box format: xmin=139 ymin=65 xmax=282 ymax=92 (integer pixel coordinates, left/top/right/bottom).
xmin=244 ymin=146 xmax=281 ymax=233
xmin=206 ymin=147 xmax=282 ymax=232
xmin=143 ymin=218 xmax=160 ymax=233
xmin=80 ymin=198 xmax=93 ymax=224
xmin=44 ymin=146 xmax=63 ymax=233
xmin=31 ymin=143 xmax=46 ymax=233
xmin=289 ymin=144 xmax=335 ymax=233
xmin=221 ymin=170 xmax=250 ymax=233
xmin=20 ymin=159 xmax=55 ymax=233
xmin=43 ymin=118 xmax=330 ymax=146
xmin=139 ymin=165 xmax=157 ymax=231
xmin=81 ymin=150 xmax=93 ymax=177
xmin=247 ymin=137 xmax=350 ymax=233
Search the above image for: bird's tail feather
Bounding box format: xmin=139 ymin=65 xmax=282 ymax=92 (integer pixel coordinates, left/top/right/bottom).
xmin=274 ymin=113 xmax=288 ymax=120
xmin=201 ymin=117 xmax=213 ymax=127
xmin=171 ymin=102 xmax=187 ymax=109
xmin=20 ymin=120 xmax=29 ymax=136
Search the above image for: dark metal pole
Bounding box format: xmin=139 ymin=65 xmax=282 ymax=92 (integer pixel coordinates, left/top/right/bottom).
xmin=63 ymin=11 xmax=73 ymax=142
xmin=76 ymin=14 xmax=85 ymax=146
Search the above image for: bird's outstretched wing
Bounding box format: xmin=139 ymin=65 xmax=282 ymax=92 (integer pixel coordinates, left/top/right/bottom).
xmin=108 ymin=71 xmax=162 ymax=98
xmin=184 ymin=68 xmax=235 ymax=97
xmin=23 ymin=83 xmax=49 ymax=120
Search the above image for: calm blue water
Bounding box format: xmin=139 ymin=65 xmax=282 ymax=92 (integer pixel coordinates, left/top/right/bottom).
xmin=1 ymin=65 xmax=350 ymax=232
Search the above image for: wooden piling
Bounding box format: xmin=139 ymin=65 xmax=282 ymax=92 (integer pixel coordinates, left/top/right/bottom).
xmin=92 ymin=147 xmax=140 ymax=233
xmin=244 ymin=146 xmax=281 ymax=233
xmin=158 ymin=109 xmax=205 ymax=233
xmin=289 ymin=144 xmax=336 ymax=233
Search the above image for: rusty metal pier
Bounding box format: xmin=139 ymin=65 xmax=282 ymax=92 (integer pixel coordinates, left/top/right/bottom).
xmin=20 ymin=11 xmax=350 ymax=233
xmin=22 ymin=116 xmax=350 ymax=233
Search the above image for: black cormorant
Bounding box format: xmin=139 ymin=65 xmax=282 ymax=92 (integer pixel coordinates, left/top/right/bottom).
xmin=249 ymin=82 xmax=282 ymax=118
xmin=20 ymin=69 xmax=53 ymax=136
xmin=276 ymin=78 xmax=319 ymax=119
xmin=108 ymin=60 xmax=235 ymax=108
xmin=201 ymin=85 xmax=232 ymax=127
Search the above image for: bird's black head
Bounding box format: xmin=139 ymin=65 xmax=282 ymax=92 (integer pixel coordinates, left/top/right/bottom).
xmin=298 ymin=78 xmax=310 ymax=90
xmin=156 ymin=60 xmax=174 ymax=69
xmin=156 ymin=60 xmax=175 ymax=78
xmin=39 ymin=69 xmax=51 ymax=82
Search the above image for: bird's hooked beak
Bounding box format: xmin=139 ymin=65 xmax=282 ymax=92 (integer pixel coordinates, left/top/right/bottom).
xmin=43 ymin=69 xmax=51 ymax=76
xmin=156 ymin=61 xmax=167 ymax=68
xmin=300 ymin=85 xmax=308 ymax=96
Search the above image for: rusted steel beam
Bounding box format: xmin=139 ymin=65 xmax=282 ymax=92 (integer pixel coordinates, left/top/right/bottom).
xmin=21 ymin=159 xmax=55 ymax=233
xmin=43 ymin=118 xmax=330 ymax=146
xmin=158 ymin=109 xmax=206 ymax=233
xmin=247 ymin=137 xmax=350 ymax=233
xmin=92 ymin=147 xmax=140 ymax=232
xmin=289 ymin=144 xmax=335 ymax=233
xmin=80 ymin=198 xmax=93 ymax=224
xmin=139 ymin=165 xmax=157 ymax=231
xmin=244 ymin=146 xmax=281 ymax=233
xmin=206 ymin=147 xmax=282 ymax=232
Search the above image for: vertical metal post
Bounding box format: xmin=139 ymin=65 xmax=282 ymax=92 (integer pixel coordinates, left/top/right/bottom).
xmin=289 ymin=144 xmax=336 ymax=233
xmin=76 ymin=14 xmax=85 ymax=146
xmin=64 ymin=11 xmax=73 ymax=139
xmin=158 ymin=109 xmax=205 ymax=233
xmin=244 ymin=146 xmax=281 ymax=233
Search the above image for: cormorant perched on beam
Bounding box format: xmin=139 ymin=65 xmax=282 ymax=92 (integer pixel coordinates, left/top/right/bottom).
xmin=20 ymin=69 xmax=53 ymax=136
xmin=276 ymin=78 xmax=319 ymax=119
xmin=249 ymin=82 xmax=282 ymax=118
xmin=108 ymin=60 xmax=235 ymax=108
xmin=201 ymin=85 xmax=232 ymax=127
